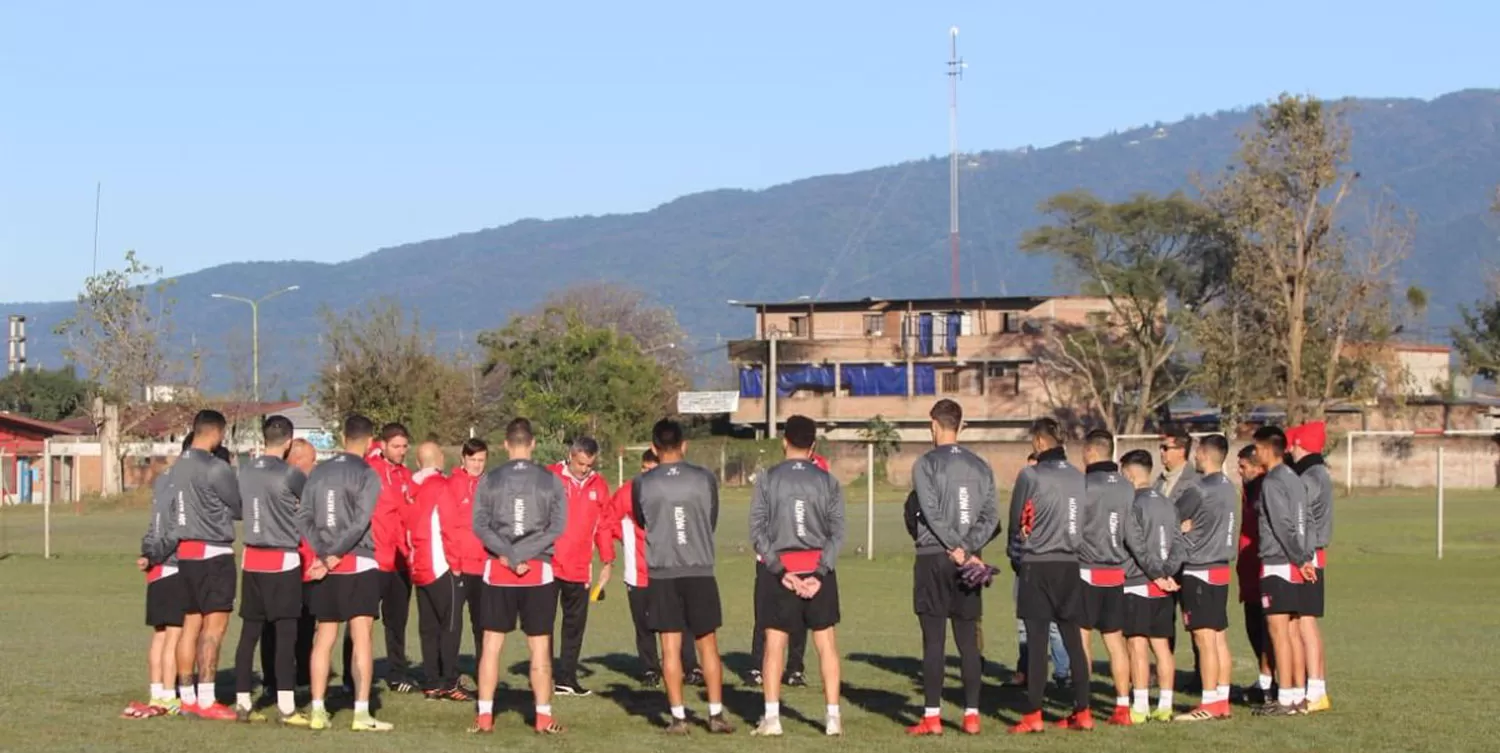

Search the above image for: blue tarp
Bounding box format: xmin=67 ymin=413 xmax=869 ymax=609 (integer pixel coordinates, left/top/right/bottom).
xmin=739 ymin=365 xmax=835 ymax=397
xmin=841 ymin=364 xmax=906 ymax=396
xmin=945 ymin=312 xmax=961 ymax=355
xmin=914 ymin=364 xmax=936 ymax=396
xmin=741 ymin=362 xmax=935 ymax=398
xmin=918 ymin=313 xmax=934 ymax=356
xmin=739 ymin=367 xmax=764 ymax=398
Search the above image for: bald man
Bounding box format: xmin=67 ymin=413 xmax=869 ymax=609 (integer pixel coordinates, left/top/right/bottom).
xmin=409 ymin=442 xmax=468 ymax=699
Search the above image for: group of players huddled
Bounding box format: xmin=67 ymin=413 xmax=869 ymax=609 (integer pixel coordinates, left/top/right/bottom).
xmin=121 ymin=397 xmax=1331 ymax=737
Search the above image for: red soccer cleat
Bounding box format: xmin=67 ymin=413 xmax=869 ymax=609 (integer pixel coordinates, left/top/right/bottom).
xmin=1054 ymin=709 xmax=1094 ymax=731
xmin=962 ymin=712 xmax=981 ymax=735
xmin=189 ymin=703 xmax=239 ymax=721
xmin=469 ymin=713 xmax=494 ymax=733
xmin=1211 ymin=700 xmax=1233 ymax=719
xmin=535 ymin=714 xmax=564 ymax=735
xmin=1107 ymin=706 xmax=1134 ymax=726
xmin=905 ymin=716 xmax=943 ymax=736
xmin=1008 ymin=711 xmax=1044 ymax=735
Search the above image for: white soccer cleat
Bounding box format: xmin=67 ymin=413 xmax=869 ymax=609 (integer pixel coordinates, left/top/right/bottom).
xmin=825 ymin=715 xmax=843 ymax=736
xmin=751 ymin=717 xmax=783 ymax=737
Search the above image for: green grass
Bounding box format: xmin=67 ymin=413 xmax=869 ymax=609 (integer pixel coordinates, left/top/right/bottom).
xmin=1 ymin=489 xmax=1498 ymax=752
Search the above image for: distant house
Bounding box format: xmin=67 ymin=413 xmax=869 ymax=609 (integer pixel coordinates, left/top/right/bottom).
xmin=0 ymin=412 xmax=84 ymax=503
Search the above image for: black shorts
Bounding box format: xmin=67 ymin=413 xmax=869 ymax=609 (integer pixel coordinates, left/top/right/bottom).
xmin=1080 ymin=583 xmax=1124 ymax=633
xmin=145 ymin=575 xmax=189 ymax=628
xmin=646 ymin=576 xmax=723 ymax=637
xmin=1123 ymin=594 xmax=1175 ymax=638
xmin=912 ymin=554 xmax=982 ymax=620
xmin=310 ymin=570 xmax=384 ymax=622
xmin=1300 ymin=569 xmax=1325 ymax=618
xmin=179 ymin=555 xmax=236 ymax=614
xmin=1016 ymin=560 xmax=1084 ymax=624
xmin=1258 ymin=576 xmax=1303 ymax=616
xmin=480 ymin=583 xmax=558 ymax=637
xmin=1178 ymin=578 xmax=1229 ymax=631
xmin=241 ymin=569 xmax=305 ymax=622
xmin=760 ymin=568 xmax=840 ymax=633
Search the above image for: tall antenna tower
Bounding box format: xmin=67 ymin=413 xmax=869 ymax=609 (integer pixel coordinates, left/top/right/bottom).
xmin=947 ymin=27 xmax=964 ymax=298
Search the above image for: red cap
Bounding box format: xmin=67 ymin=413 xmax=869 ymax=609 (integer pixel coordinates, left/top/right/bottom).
xmin=1289 ymin=421 xmax=1327 ymax=454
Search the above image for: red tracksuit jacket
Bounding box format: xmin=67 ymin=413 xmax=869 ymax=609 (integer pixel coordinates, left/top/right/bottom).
xmin=406 ymin=468 xmax=454 ymax=587
xmin=547 ymin=463 xmax=613 ymax=585
xmin=443 ymin=468 xmax=488 ymax=576
xmin=366 ymin=444 xmax=414 ymax=573
xmin=604 ymin=479 xmax=648 ymax=587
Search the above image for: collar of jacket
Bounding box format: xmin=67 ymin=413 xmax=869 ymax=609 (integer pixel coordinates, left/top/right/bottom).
xmin=1085 ymin=460 xmax=1119 ymax=474
xmin=1292 ymin=453 xmax=1326 ymax=474
xmin=1037 ymin=446 xmax=1068 ymax=464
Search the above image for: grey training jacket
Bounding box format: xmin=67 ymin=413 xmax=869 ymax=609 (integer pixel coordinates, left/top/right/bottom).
xmin=1079 ymin=461 xmax=1132 ymax=568
xmin=632 ymin=460 xmax=719 ymax=579
xmin=240 ymin=453 xmax=308 ymax=551
xmin=167 ymin=448 xmax=242 ymax=546
xmin=1123 ymin=487 xmax=1185 ymax=585
xmin=1296 ymin=456 xmax=1334 ymax=550
xmin=1006 ymin=447 xmax=1082 ymax=564
xmin=910 ymin=444 xmax=1000 ymax=557
xmin=299 ymin=451 xmax=381 ymax=559
xmin=1257 ymin=463 xmax=1312 ymax=566
xmin=749 ymin=458 xmax=846 ymax=576
xmin=472 ymin=458 xmax=567 ymax=568
xmin=141 ymin=475 xmax=179 ymax=567
xmin=1178 ymin=471 xmax=1237 ymax=566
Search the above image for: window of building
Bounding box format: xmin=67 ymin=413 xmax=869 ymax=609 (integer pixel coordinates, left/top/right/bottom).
xmin=941 ymin=370 xmax=960 ymax=394
xmin=1002 ymin=312 xmax=1021 ymax=333
xmin=864 ymin=313 xmax=884 ymax=337
xmin=789 ymin=316 xmax=808 ymax=337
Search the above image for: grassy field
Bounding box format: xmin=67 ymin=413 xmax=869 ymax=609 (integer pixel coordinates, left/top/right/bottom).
xmin=1 ymin=488 xmax=1498 ymax=752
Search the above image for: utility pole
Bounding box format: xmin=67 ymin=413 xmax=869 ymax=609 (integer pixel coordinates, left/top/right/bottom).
xmin=947 ymin=27 xmax=965 ymax=298
xmin=767 ymin=333 xmax=779 ymax=439
xmin=211 ymin=286 xmax=301 ymax=402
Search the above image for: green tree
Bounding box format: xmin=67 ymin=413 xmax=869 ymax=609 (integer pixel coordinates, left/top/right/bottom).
xmin=1021 ymin=191 xmax=1231 ymax=433
xmin=479 ymin=307 xmax=673 ymax=450
xmin=0 ymin=366 xmax=93 ymax=422
xmin=1205 ymin=95 xmax=1410 ymax=423
xmin=309 ymin=299 xmax=480 ymax=442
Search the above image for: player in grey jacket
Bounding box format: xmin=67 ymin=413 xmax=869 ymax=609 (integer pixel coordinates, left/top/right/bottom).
xmin=1249 ymin=426 xmax=1318 ymax=717
xmin=1174 ymin=434 xmax=1238 ymax=721
xmin=1119 ymin=450 xmax=1183 ymax=722
xmin=299 ymin=414 xmax=392 ymax=732
xmin=470 ymin=418 xmax=568 ymax=735
xmin=1288 ymin=421 xmax=1332 ymax=712
xmin=747 ymin=415 xmax=845 ymax=737
xmin=1078 ymin=429 xmax=1133 ymax=724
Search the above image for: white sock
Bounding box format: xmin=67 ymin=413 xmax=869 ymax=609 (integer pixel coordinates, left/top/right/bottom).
xmin=150 ymin=683 xmax=164 ymax=700
xmin=477 ymin=700 xmax=493 ymax=715
xmin=1216 ymin=684 xmax=1230 ymax=703
xmin=1158 ymin=690 xmax=1174 ymax=711
xmin=708 ymin=702 xmax=724 ymax=716
xmin=236 ymin=692 xmax=252 ymax=711
xmin=179 ymin=685 xmax=197 ymax=706
xmin=924 ymin=707 xmax=941 ymax=718
xmin=764 ymin=702 xmax=780 ymax=719
xmin=964 ymin=707 xmax=978 ymax=716
xmin=1201 ymin=689 xmax=1218 ymax=706
xmin=1115 ymin=695 xmax=1129 ymax=708
xmin=1291 ymin=687 xmax=1306 ymax=705
xmin=536 ymin=704 xmax=552 ymax=716
xmin=1277 ymin=688 xmax=1294 ymax=706
xmin=826 ymin=704 xmax=840 ymax=718
xmin=197 ymin=682 xmax=215 ymax=707
xmin=1308 ymin=678 xmax=1326 ymax=702
xmin=1258 ymin=673 xmax=1273 ymax=690
xmin=1132 ymin=689 xmax=1148 ymax=713
xmin=277 ymin=690 xmax=295 ymax=716
xmin=671 ymin=705 xmax=686 ymax=720
xmin=354 ymin=700 xmax=369 ymax=714
xmin=311 ymin=699 xmax=326 ymax=712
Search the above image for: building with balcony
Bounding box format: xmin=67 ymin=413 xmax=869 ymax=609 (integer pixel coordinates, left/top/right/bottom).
xmin=726 ymin=295 xmax=1113 ymax=441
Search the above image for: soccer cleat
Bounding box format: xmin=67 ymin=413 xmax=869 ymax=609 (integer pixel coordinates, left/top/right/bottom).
xmin=1003 ymin=672 xmax=1027 ymax=687
xmin=278 ymin=710 xmax=311 ymax=727
xmin=962 ymin=712 xmax=981 ymax=735
xmin=1307 ymin=695 xmax=1331 ymax=713
xmin=535 ymin=714 xmax=564 ymax=734
xmin=190 ymin=703 xmax=239 ymax=722
xmin=308 ymin=708 xmax=331 ymax=730
xmin=641 ymin=671 xmax=662 ymax=689
xmin=1149 ymin=708 xmax=1173 ymax=723
xmin=351 ymin=713 xmax=393 ymax=732
xmin=1252 ymin=702 xmax=1301 ymax=718
xmin=689 ymin=668 xmax=705 ymax=687
xmin=747 ymin=669 xmax=763 ymax=687
xmin=1210 ymin=701 xmax=1233 ymax=719
xmin=236 ymin=706 xmax=268 ymax=723
xmin=553 ymin=681 xmax=592 ymax=697
xmin=1107 ymin=707 xmax=1134 ymax=726
xmin=1055 ymin=709 xmax=1094 ymax=731
xmin=1129 ymin=709 xmax=1150 ymax=725
xmin=1242 ymin=686 xmax=1268 ymax=706
xmin=825 ymin=716 xmax=843 ymax=736
xmin=751 ymin=717 xmax=784 ymax=737
xmin=1294 ymin=700 xmax=1309 ymax=715
xmin=469 ymin=713 xmax=494 ymax=733
xmin=663 ymin=718 xmax=692 ymax=735
xmin=1007 ymin=711 xmax=1044 ymax=735
xmin=150 ymin=697 xmax=182 ymax=716
xmin=708 ymin=713 xmax=735 ymax=734
xmin=1173 ymin=708 xmax=1215 ymax=723
xmin=786 ymin=671 xmax=808 ymax=688
xmin=906 ymin=716 xmax=943 ymax=736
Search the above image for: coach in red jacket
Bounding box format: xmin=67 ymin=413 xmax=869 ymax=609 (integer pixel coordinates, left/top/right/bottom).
xmin=547 ymin=436 xmax=613 ymax=696
xmin=406 ymin=441 xmax=472 ymax=700
xmin=444 ymin=438 xmax=490 ymax=656
xmin=365 ymin=425 xmax=417 ymax=691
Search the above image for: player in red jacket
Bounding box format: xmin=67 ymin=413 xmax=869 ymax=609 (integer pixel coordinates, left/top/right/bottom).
xmin=406 ymin=441 xmax=473 ymax=701
xmin=604 ymin=448 xmax=699 ymax=688
xmin=1235 ymin=444 xmax=1275 ymax=704
xmin=444 ymin=438 xmax=490 ymax=656
xmin=547 ymin=437 xmax=613 ymax=696
xmin=363 ymin=425 xmax=417 ymax=692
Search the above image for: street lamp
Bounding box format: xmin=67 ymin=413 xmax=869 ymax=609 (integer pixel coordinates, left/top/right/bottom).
xmin=210 ymin=285 xmax=300 ymax=402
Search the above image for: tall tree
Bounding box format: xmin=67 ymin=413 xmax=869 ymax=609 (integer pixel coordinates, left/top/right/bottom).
xmin=1453 ymin=191 xmax=1500 ymax=379
xmin=1205 ymin=95 xmax=1411 ymax=423
xmin=309 ymin=299 xmax=481 ymax=442
xmin=1021 ymin=191 xmax=1231 ymax=433
xmin=0 ymin=366 xmax=93 ymax=422
xmin=479 ymin=307 xmax=674 ymax=450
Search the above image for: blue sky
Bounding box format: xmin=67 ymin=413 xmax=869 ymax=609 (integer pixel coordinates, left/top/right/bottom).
xmin=2 ymin=0 xmax=1495 ymax=302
